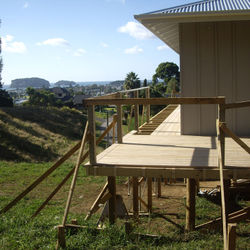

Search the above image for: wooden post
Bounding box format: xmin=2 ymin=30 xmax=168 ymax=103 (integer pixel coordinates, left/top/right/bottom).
xmin=227 ymin=223 xmax=237 ymax=250
xmin=88 ymin=105 xmax=96 ymax=165
xmin=112 ymin=115 xmax=116 ymax=144
xmin=218 ymin=100 xmax=229 ymax=250
xmin=185 ymin=178 xmax=196 ymax=231
xmin=125 ymin=221 xmax=133 ymax=235
xmin=62 ymin=122 xmax=89 ymax=226
xmin=57 ymin=225 xmax=66 ymax=249
xmin=157 ymin=178 xmax=161 ymax=198
xmin=117 ymin=104 xmax=122 ymax=143
xmin=132 ymin=177 xmax=139 ymax=219
xmin=147 ymin=178 xmax=152 ymax=213
xmin=146 ymin=87 xmax=150 ymax=123
xmin=134 ymin=91 xmax=139 ymax=133
xmin=141 ymin=105 xmax=145 ymax=126
xmin=108 ymin=176 xmax=116 ymax=224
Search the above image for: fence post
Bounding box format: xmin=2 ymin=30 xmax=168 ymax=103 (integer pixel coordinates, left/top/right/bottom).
xmin=227 ymin=223 xmax=237 ymax=250
xmin=146 ymin=87 xmax=150 ymax=123
xmin=117 ymin=93 xmax=123 ymax=143
xmin=185 ymin=178 xmax=196 ymax=231
xmin=135 ymin=90 xmax=139 ymax=133
xmin=88 ymin=105 xmax=96 ymax=165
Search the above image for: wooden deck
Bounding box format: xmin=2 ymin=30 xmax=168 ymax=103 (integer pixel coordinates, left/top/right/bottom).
xmin=86 ymin=119 xmax=250 ymax=180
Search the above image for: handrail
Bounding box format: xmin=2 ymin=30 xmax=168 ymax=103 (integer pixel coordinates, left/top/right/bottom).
xmin=224 ymin=100 xmax=250 ymax=109
xmin=84 ymin=97 xmax=225 ymax=106
xmin=120 ymin=86 xmax=150 ymax=94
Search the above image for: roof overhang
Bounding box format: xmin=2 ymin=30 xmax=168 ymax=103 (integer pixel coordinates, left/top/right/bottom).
xmin=134 ymin=10 xmax=250 ymax=54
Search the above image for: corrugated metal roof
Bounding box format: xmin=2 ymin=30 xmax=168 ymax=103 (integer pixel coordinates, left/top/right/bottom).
xmin=145 ymin=0 xmax=250 ymax=15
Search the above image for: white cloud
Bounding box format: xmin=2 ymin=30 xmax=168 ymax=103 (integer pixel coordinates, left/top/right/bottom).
xmin=100 ymin=42 xmax=109 ymax=48
xmin=157 ymin=45 xmax=170 ymax=51
xmin=73 ymin=48 xmax=87 ymax=57
xmin=2 ymin=35 xmax=27 ymax=53
xmin=118 ymin=21 xmax=154 ymax=40
xmin=124 ymin=46 xmax=143 ymax=54
xmin=23 ymin=2 xmax=29 ymax=8
xmin=37 ymin=38 xmax=70 ymax=47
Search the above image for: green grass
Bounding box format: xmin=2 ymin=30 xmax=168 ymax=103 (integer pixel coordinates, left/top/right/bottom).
xmin=0 ymin=161 xmax=249 ymax=249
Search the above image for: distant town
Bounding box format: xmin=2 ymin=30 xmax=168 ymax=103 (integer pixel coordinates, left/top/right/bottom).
xmin=3 ymin=78 xmax=128 ymax=107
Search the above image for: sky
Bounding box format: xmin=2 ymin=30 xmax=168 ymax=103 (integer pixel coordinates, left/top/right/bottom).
xmin=1 ymin=0 xmax=194 ymax=85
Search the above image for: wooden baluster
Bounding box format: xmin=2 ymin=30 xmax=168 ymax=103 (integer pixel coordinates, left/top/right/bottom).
xmin=135 ymin=90 xmax=139 ymax=133
xmin=146 ymin=87 xmax=150 ymax=123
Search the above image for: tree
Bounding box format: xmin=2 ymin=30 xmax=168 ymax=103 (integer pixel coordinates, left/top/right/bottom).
xmin=0 ymin=21 xmax=13 ymax=107
xmin=153 ymin=62 xmax=180 ymax=84
xmin=26 ymin=87 xmax=62 ymax=107
xmin=143 ymin=79 xmax=147 ymax=87
xmin=124 ymin=72 xmax=140 ymax=90
xmin=166 ymin=77 xmax=179 ymax=96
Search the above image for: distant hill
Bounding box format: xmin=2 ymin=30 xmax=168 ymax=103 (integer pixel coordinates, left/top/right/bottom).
xmin=11 ymin=77 xmax=50 ymax=89
xmin=76 ymin=81 xmax=110 ymax=86
xmin=54 ymin=80 xmax=76 ymax=87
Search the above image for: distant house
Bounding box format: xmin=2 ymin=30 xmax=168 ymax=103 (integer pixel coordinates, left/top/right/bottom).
xmin=135 ymin=0 xmax=250 ymax=136
xmin=73 ymin=94 xmax=91 ymax=107
xmin=50 ymin=87 xmax=71 ymax=102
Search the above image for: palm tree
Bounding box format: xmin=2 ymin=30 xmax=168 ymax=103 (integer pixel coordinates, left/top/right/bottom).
xmin=124 ymin=72 xmax=140 ymax=90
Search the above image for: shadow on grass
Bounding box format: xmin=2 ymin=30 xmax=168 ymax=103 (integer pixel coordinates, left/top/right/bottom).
xmin=0 ymin=113 xmax=46 ymax=139
xmin=0 ymin=129 xmax=58 ymax=161
xmin=0 ymin=145 xmax=25 ymax=161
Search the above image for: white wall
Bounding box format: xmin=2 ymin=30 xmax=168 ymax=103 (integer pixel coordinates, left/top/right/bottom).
xmin=180 ymin=20 xmax=250 ymax=136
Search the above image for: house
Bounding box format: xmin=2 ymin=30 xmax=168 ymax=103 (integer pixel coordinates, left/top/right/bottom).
xmin=73 ymin=94 xmax=91 ymax=107
xmin=135 ymin=0 xmax=250 ymax=136
xmin=50 ymin=87 xmax=71 ymax=102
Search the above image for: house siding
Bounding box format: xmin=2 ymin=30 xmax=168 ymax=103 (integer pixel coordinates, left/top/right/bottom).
xmin=180 ymin=20 xmax=250 ymax=135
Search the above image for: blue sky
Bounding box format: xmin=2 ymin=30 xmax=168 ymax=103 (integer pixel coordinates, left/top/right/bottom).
xmin=1 ymin=0 xmax=194 ymax=85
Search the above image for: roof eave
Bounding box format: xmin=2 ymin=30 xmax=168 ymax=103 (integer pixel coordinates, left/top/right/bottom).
xmin=135 ymin=10 xmax=250 ymax=23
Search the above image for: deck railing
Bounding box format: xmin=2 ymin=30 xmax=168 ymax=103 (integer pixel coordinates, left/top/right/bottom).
xmin=83 ymin=96 xmax=226 ymax=166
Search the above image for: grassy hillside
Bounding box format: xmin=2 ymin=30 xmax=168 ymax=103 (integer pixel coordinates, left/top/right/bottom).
xmin=0 ymin=106 xmax=87 ymax=162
